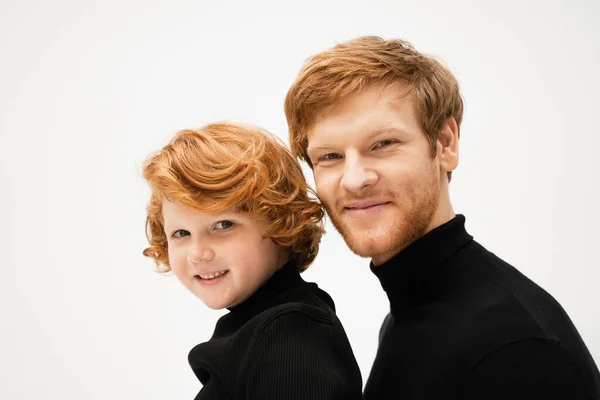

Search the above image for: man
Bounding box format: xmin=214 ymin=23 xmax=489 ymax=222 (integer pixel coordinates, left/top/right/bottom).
xmin=284 ymin=36 xmax=600 ymax=399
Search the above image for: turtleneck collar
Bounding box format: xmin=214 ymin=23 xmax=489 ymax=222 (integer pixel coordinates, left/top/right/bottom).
xmin=213 ymin=260 xmax=305 ymax=337
xmin=370 ymin=214 xmax=473 ymax=311
xmin=228 ymin=259 xmax=303 ymax=314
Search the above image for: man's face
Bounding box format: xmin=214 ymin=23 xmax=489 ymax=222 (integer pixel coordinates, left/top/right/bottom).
xmin=307 ymin=84 xmax=445 ymax=265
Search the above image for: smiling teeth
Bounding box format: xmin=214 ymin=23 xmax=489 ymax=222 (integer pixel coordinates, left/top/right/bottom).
xmin=199 ymin=270 xmax=228 ymax=280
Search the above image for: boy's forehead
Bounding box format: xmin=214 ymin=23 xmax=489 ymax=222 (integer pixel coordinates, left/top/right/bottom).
xmin=162 ymin=199 xmax=243 ymax=219
xmin=161 ymin=198 xmax=191 ymax=215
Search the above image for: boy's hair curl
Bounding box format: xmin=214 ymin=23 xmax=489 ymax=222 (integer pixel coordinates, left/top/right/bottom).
xmin=142 ymin=123 xmax=325 ymax=273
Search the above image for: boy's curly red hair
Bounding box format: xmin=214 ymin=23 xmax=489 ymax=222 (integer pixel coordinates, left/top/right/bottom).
xmin=142 ymin=123 xmax=325 ymax=273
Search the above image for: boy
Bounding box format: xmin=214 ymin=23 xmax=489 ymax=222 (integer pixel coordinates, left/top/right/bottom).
xmin=142 ymin=123 xmax=362 ymax=399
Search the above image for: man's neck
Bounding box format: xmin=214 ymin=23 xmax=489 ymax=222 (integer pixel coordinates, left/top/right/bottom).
xmin=371 ymin=203 xmax=455 ymax=266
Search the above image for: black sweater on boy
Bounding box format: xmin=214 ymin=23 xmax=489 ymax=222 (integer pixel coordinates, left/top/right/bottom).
xmin=188 ymin=261 xmax=362 ymax=400
xmin=364 ymin=215 xmax=600 ymax=400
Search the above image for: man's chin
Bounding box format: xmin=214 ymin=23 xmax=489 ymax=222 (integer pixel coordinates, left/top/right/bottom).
xmin=341 ymin=233 xmax=396 ymax=259
xmin=334 ymin=219 xmax=422 ymax=262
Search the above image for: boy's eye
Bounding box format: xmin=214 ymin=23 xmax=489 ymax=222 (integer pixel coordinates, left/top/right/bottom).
xmin=215 ymin=220 xmax=234 ymax=230
xmin=172 ymin=229 xmax=190 ymax=238
xmin=374 ymin=139 xmax=394 ymax=149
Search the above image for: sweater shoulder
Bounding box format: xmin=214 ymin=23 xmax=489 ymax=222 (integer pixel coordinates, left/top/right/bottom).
xmin=243 ymin=303 xmax=362 ymax=399
xmin=443 ymin=242 xmax=595 ymax=371
xmin=257 ymin=300 xmax=336 ymax=328
xmin=450 ymin=241 xmax=563 ymax=339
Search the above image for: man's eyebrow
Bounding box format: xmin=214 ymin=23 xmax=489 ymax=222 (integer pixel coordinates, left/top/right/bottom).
xmin=364 ymin=126 xmax=407 ymax=140
xmin=307 ymin=144 xmax=336 ymax=155
xmin=306 ymin=144 xmax=333 ymax=152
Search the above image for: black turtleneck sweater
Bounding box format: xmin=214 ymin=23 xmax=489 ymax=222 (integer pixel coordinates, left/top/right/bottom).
xmin=364 ymin=215 xmax=600 ymax=400
xmin=187 ymin=261 xmax=362 ymax=400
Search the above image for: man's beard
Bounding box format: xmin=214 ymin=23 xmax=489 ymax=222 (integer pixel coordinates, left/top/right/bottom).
xmin=323 ymin=172 xmax=441 ymax=263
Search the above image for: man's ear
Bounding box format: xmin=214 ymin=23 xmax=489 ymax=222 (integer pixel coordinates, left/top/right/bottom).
xmin=436 ymin=117 xmax=459 ymax=176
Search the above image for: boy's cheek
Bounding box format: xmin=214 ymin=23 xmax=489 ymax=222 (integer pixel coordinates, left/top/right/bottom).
xmin=169 ymin=253 xmax=187 ymax=274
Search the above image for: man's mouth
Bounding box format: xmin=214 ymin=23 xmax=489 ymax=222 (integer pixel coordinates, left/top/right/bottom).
xmin=343 ymin=201 xmax=391 ymax=211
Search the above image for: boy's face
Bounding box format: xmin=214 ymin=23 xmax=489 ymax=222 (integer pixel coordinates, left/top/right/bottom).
xmin=162 ymin=200 xmax=285 ymax=310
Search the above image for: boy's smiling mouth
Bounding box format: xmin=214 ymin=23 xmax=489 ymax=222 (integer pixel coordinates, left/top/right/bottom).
xmin=196 ymin=270 xmax=229 ymax=280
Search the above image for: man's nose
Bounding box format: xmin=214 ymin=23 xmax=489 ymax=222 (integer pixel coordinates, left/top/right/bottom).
xmin=340 ymin=152 xmax=377 ymax=193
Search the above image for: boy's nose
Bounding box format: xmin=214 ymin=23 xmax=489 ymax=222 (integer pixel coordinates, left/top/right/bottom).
xmin=187 ymin=248 xmax=215 ymax=263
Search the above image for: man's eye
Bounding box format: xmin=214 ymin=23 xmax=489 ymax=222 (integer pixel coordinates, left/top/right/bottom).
xmin=172 ymin=229 xmax=190 ymax=238
xmin=320 ymin=153 xmax=342 ymax=161
xmin=215 ymin=220 xmax=234 ymax=230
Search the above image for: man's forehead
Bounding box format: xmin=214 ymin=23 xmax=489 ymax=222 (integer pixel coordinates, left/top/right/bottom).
xmin=311 ymin=84 xmax=413 ymax=126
